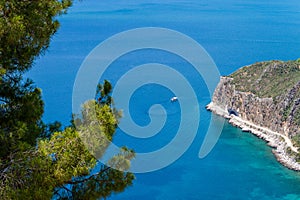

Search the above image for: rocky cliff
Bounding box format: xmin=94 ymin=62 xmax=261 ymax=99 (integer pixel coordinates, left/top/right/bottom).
xmin=208 ymin=60 xmax=300 ymax=170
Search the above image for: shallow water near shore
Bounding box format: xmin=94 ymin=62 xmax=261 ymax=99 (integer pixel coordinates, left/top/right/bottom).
xmin=28 ymin=0 xmax=300 ymax=199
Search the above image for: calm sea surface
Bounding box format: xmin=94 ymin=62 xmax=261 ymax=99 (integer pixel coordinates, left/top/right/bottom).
xmin=28 ymin=0 xmax=300 ymax=199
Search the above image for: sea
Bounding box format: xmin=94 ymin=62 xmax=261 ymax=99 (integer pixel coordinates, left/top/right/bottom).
xmin=27 ymin=0 xmax=300 ymax=199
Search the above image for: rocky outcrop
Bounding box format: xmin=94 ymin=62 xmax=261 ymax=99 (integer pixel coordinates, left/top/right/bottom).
xmin=211 ymin=76 xmax=300 ymax=137
xmin=207 ymin=60 xmax=300 ymax=171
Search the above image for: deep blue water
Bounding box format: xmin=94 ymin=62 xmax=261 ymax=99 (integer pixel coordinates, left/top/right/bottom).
xmin=28 ymin=0 xmax=300 ymax=199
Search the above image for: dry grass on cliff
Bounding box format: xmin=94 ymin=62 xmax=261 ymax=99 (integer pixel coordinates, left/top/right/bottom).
xmin=228 ymin=60 xmax=300 ymax=98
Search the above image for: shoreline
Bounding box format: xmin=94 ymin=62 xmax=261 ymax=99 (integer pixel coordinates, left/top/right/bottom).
xmin=206 ymin=102 xmax=300 ymax=171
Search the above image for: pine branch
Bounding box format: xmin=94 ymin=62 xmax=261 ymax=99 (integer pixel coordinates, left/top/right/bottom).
xmin=66 ymin=166 xmax=111 ymax=185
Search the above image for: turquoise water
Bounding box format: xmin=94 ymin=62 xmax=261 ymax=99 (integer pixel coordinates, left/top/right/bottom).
xmin=28 ymin=0 xmax=300 ymax=199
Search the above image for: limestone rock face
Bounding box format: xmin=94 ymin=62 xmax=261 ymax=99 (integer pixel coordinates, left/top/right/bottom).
xmin=212 ymin=61 xmax=300 ymax=138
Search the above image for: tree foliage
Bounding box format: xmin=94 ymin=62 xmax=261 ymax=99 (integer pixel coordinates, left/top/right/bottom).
xmin=1 ymin=96 xmax=135 ymax=199
xmin=0 ymin=1 xmax=135 ymax=199
xmin=0 ymin=0 xmax=72 ymax=161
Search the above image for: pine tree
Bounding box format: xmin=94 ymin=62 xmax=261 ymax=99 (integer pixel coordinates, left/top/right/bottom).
xmin=0 ymin=1 xmax=135 ymax=199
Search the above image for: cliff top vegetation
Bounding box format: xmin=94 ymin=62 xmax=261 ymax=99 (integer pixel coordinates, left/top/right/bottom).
xmin=228 ymin=60 xmax=300 ymax=98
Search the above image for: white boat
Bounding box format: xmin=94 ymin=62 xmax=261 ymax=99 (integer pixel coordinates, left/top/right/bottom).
xmin=170 ymin=96 xmax=178 ymax=102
